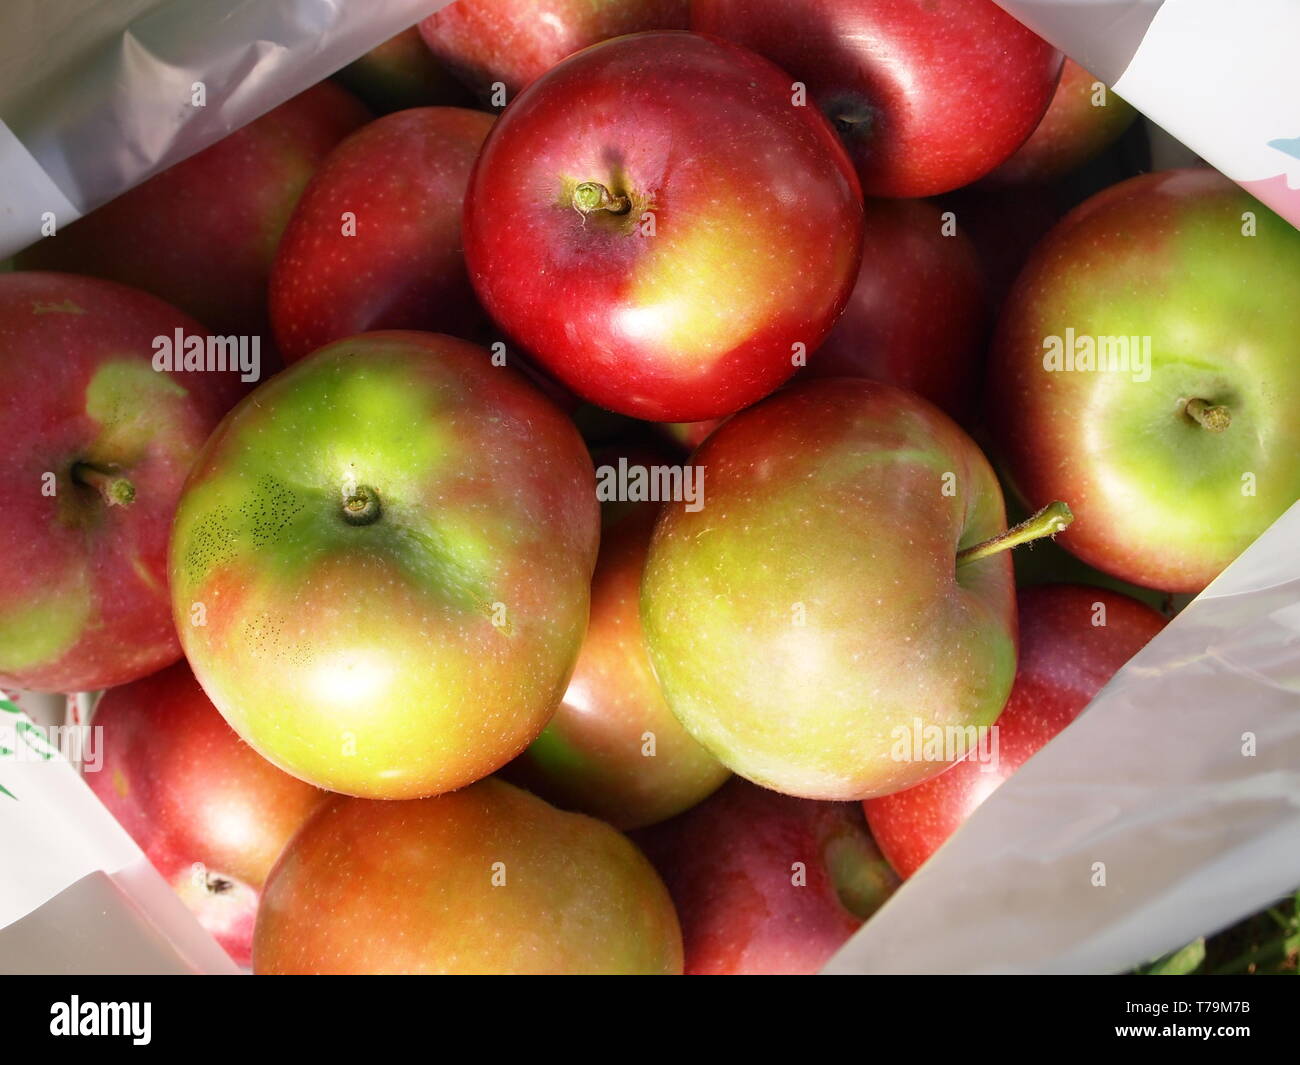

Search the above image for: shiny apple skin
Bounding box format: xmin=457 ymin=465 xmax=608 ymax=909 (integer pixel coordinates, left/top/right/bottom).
xmin=635 ymin=779 xmax=897 ymax=974
xmin=463 ymin=32 xmax=864 ymax=422
xmin=169 ymin=331 xmax=600 ymax=799
xmin=984 ymin=59 xmax=1138 ymax=186
xmin=0 ymin=274 xmax=247 ymax=693
xmin=641 ymin=379 xmax=1017 ymax=800
xmin=334 ymin=26 xmax=473 ymax=112
xmin=804 ymin=198 xmax=987 ymax=424
xmin=865 ymin=584 xmax=1166 ymax=878
xmin=419 ymin=0 xmax=689 ymax=98
xmin=692 ymin=0 xmax=1061 ymax=198
xmin=254 ymin=779 xmax=683 ymax=975
xmin=17 ymin=84 xmax=369 ymax=337
xmin=270 ymin=107 xmax=495 ymax=363
xmin=989 ymin=169 xmax=1300 ymax=593
xmin=510 ymin=461 xmax=729 ymax=829
xmin=85 ymin=661 xmax=324 ymax=966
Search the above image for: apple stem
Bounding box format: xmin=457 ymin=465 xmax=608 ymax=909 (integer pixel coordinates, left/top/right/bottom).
xmin=72 ymin=462 xmax=135 ymax=507
xmin=956 ymin=501 xmax=1074 ymax=569
xmin=1185 ymin=398 xmax=1231 ymax=432
xmin=573 ymin=181 xmax=631 ymax=217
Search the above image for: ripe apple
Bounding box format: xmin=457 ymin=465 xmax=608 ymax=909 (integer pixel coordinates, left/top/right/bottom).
xmin=85 ymin=661 xmax=325 ymax=966
xmin=803 ymin=197 xmax=987 ymax=424
xmin=989 ymin=169 xmax=1300 ymax=593
xmin=865 ymin=584 xmax=1167 ymax=878
xmin=17 ymin=84 xmax=369 ymax=337
xmin=0 ymin=273 xmax=246 ymax=693
xmin=692 ymin=0 xmax=1061 ymax=197
xmin=254 ymin=779 xmax=683 ymax=974
xmin=169 ymin=331 xmax=600 ymax=799
xmin=463 ymin=31 xmax=864 ymax=422
xmin=419 ymin=0 xmax=689 ymax=99
xmin=984 ymin=59 xmax=1138 ymax=186
xmin=635 ymin=779 xmax=898 ymax=974
xmin=508 ymin=448 xmax=729 ymax=829
xmin=641 ymin=378 xmax=1071 ymax=800
xmin=334 ymin=26 xmax=472 ymax=112
xmin=270 ymin=107 xmax=495 ymax=363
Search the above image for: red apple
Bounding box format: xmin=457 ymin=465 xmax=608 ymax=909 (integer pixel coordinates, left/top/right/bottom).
xmin=464 ymin=32 xmax=864 ymax=422
xmin=254 ymin=779 xmax=683 ymax=974
xmin=865 ymin=584 xmax=1167 ymax=878
xmin=635 ymin=779 xmax=898 ymax=974
xmin=85 ymin=661 xmax=325 ymax=967
xmin=989 ymin=169 xmax=1300 ymax=592
xmin=270 ymin=107 xmax=495 ymax=363
xmin=508 ymin=447 xmax=729 ymax=829
xmin=0 ymin=273 xmax=246 ymax=693
xmin=16 ymin=84 xmax=369 ymax=337
xmin=803 ymin=197 xmax=988 ymax=424
xmin=419 ymin=0 xmax=689 ymax=99
xmin=334 ymin=26 xmax=473 ymax=112
xmin=983 ymin=59 xmax=1138 ymax=186
xmin=169 ymin=331 xmax=600 ymax=798
xmin=692 ymin=0 xmax=1062 ymax=197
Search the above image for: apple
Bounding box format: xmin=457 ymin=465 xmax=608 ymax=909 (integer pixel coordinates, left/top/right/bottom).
xmin=865 ymin=584 xmax=1167 ymax=878
xmin=984 ymin=59 xmax=1138 ymax=186
xmin=508 ymin=447 xmax=729 ymax=829
xmin=419 ymin=0 xmax=689 ymax=100
xmin=16 ymin=84 xmax=369 ymax=337
xmin=803 ymin=197 xmax=987 ymax=424
xmin=85 ymin=661 xmax=324 ymax=966
xmin=635 ymin=779 xmax=898 ymax=974
xmin=464 ymin=32 xmax=864 ymax=423
xmin=270 ymin=107 xmax=495 ymax=363
xmin=989 ymin=169 xmax=1300 ymax=593
xmin=641 ymin=378 xmax=1073 ymax=800
xmin=254 ymin=779 xmax=683 ymax=974
xmin=0 ymin=273 xmax=247 ymax=693
xmin=169 ymin=330 xmax=600 ymax=799
xmin=334 ymin=26 xmax=473 ymax=112
xmin=692 ymin=0 xmax=1061 ymax=197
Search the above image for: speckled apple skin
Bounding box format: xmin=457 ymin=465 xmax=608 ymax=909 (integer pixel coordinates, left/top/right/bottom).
xmin=989 ymin=169 xmax=1300 ymax=593
xmin=0 ymin=273 xmax=247 ymax=692
xmin=86 ymin=661 xmax=325 ymax=967
xmin=17 ymin=84 xmax=370 ymax=337
xmin=635 ymin=778 xmax=898 ymax=974
xmin=692 ymin=0 xmax=1062 ymax=197
xmin=169 ymin=331 xmax=599 ymax=799
xmin=419 ymin=0 xmax=689 ymax=97
xmin=463 ymin=32 xmax=864 ymax=422
xmin=254 ymin=779 xmax=683 ymax=975
xmin=270 ymin=107 xmax=495 ymax=363
xmin=865 ymin=584 xmax=1167 ymax=878
xmin=641 ymin=379 xmax=1018 ymax=800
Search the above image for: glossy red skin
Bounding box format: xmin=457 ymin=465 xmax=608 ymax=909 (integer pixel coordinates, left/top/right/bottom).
xmin=271 ymin=108 xmax=495 ymax=363
xmin=464 ymin=32 xmax=864 ymax=422
xmin=0 ymin=274 xmax=246 ymax=692
xmin=984 ymin=59 xmax=1138 ymax=186
xmin=803 ymin=198 xmax=987 ymax=424
xmin=692 ymin=0 xmax=1062 ymax=197
xmin=865 ymin=584 xmax=1167 ymax=878
xmin=419 ymin=0 xmax=689 ymax=97
xmin=635 ymin=779 xmax=898 ymax=974
xmin=17 ymin=84 xmax=369 ymax=336
xmin=334 ymin=26 xmax=473 ymax=112
xmin=85 ymin=661 xmax=325 ymax=966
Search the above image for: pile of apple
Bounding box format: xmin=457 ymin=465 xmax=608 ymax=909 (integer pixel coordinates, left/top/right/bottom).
xmin=3 ymin=0 xmax=1298 ymax=975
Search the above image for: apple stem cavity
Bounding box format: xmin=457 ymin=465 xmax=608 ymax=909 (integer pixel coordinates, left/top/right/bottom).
xmin=956 ymin=501 xmax=1074 ymax=569
xmin=573 ymin=181 xmax=631 ymax=217
xmin=1185 ymin=398 xmax=1231 ymax=432
xmin=72 ymin=462 xmax=135 ymax=507
xmin=341 ymin=485 xmax=382 ymax=526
